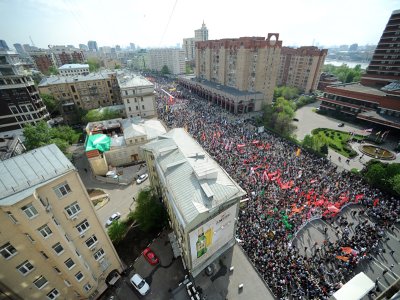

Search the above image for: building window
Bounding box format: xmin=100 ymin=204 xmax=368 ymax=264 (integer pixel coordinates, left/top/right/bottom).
xmin=53 ymin=217 xmax=60 ymax=226
xmin=53 ymin=266 xmax=61 ymax=274
xmin=134 ymin=98 xmax=137 ymax=102
xmin=33 ymin=275 xmax=48 ymax=289
xmin=40 ymin=251 xmax=49 ymax=259
xmin=21 ymin=203 xmax=38 ymax=219
xmin=25 ymin=233 xmax=35 ymax=243
xmin=136 ymin=106 xmax=138 ymax=110
xmin=52 ymin=242 xmax=64 ymax=255
xmin=76 ymin=219 xmax=90 ymax=234
xmin=64 ymin=279 xmax=71 ymax=286
xmin=127 ymin=98 xmax=130 ymax=103
xmin=38 ymin=224 xmax=53 ymax=238
xmin=65 ymin=202 xmax=81 ymax=218
xmin=0 ymin=242 xmax=17 ymax=259
xmin=64 ymin=258 xmax=75 ymax=269
xmin=83 ymin=283 xmax=92 ymax=292
xmin=47 ymin=288 xmax=60 ymax=299
xmin=65 ymin=234 xmax=71 ymax=242
xmin=17 ymin=260 xmax=34 ymax=275
xmin=54 ymin=182 xmax=71 ymax=198
xmin=93 ymin=248 xmax=105 ymax=261
xmin=85 ymin=235 xmax=98 ymax=249
xmin=128 ymin=107 xmax=131 ymax=111
xmin=75 ymin=271 xmax=84 ymax=282
xmin=6 ymin=211 xmax=18 ymax=224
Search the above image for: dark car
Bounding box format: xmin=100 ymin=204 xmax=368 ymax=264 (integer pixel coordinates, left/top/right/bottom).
xmin=293 ymin=118 xmax=299 ymax=122
xmin=338 ymin=123 xmax=345 ymax=127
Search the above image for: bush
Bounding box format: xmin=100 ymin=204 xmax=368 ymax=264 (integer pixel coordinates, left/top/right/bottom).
xmin=351 ymin=168 xmax=360 ymax=175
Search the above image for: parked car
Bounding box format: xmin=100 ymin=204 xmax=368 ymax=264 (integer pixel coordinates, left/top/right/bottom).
xmin=105 ymin=212 xmax=121 ymax=227
xmin=292 ymin=118 xmax=299 ymax=122
xmin=136 ymin=173 xmax=148 ymax=184
xmin=338 ymin=123 xmax=345 ymax=127
xmin=142 ymin=247 xmax=159 ymax=265
xmin=106 ymin=171 xmax=118 ymax=179
xmin=130 ymin=274 xmax=150 ymax=296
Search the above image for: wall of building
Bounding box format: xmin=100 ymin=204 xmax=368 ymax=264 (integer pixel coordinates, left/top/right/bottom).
xmin=88 ymin=154 xmax=109 ymax=176
xmin=0 ymin=170 xmax=123 ymax=299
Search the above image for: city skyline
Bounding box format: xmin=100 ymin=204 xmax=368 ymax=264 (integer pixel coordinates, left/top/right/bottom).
xmin=0 ymin=0 xmax=398 ymax=49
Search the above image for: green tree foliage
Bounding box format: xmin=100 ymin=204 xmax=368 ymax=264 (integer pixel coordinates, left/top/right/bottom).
xmin=83 ymin=108 xmax=120 ymax=122
xmin=40 ymin=93 xmax=60 ymax=115
xmin=274 ymin=86 xmax=300 ymax=100
xmin=363 ymin=160 xmax=400 ymax=196
xmin=263 ymin=97 xmax=296 ymax=137
xmin=295 ymin=96 xmax=316 ymax=109
xmin=87 ymin=58 xmax=100 ymax=72
xmin=107 ymin=221 xmax=128 ymax=244
xmin=323 ymin=64 xmax=363 ymax=83
xmin=132 ymin=188 xmax=168 ymax=233
xmin=47 ymin=66 xmax=59 ymax=75
xmin=185 ymin=64 xmax=193 ymax=74
xmin=114 ymin=64 xmax=121 ymax=69
xmin=161 ymin=65 xmax=170 ymax=75
xmin=302 ymin=134 xmax=328 ymax=154
xmin=23 ymin=121 xmax=79 ymax=154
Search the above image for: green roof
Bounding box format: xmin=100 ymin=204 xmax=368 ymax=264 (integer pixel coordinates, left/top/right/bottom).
xmin=85 ymin=134 xmax=111 ymax=152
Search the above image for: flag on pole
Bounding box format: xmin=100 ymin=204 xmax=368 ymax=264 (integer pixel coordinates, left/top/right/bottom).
xmin=296 ymin=148 xmax=301 ymax=157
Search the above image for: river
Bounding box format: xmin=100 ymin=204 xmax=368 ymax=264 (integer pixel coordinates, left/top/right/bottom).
xmin=324 ymin=60 xmax=369 ymax=69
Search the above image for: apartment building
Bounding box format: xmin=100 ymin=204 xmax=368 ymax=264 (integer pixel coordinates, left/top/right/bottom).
xmin=142 ymin=128 xmax=246 ymax=277
xmin=38 ymin=71 xmax=122 ymax=114
xmin=0 ymin=144 xmax=124 ymax=300
xmin=58 ymin=64 xmax=89 ymax=77
xmin=147 ymin=48 xmax=185 ymax=75
xmin=88 ymin=41 xmax=98 ymax=52
xmin=318 ymin=10 xmax=400 ymax=131
xmin=28 ymin=51 xmax=56 ymax=74
xmin=182 ymin=22 xmax=209 ymax=61
xmin=118 ymin=72 xmax=156 ymax=118
xmin=48 ymin=46 xmax=85 ymax=67
xmin=277 ymin=46 xmax=327 ymax=93
xmin=0 ymin=50 xmax=50 ymax=133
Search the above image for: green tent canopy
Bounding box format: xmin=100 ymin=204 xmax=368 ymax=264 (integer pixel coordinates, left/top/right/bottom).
xmin=85 ymin=134 xmax=111 ymax=153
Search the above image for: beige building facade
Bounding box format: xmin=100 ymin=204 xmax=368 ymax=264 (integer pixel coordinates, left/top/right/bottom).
xmin=147 ymin=49 xmax=186 ymax=75
xmin=117 ymin=72 xmax=156 ymax=118
xmin=195 ymin=34 xmax=282 ymax=105
xmin=142 ymin=129 xmax=245 ymax=277
xmin=0 ymin=144 xmax=124 ymax=300
xmin=277 ymin=46 xmax=327 ymax=93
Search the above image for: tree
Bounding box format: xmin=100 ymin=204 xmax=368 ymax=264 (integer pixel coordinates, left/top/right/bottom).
xmin=323 ymin=64 xmax=363 ymax=83
xmin=87 ymin=58 xmax=100 ymax=72
xmin=185 ymin=64 xmax=193 ymax=74
xmin=107 ymin=221 xmax=128 ymax=244
xmin=47 ymin=66 xmax=59 ymax=75
xmin=114 ymin=64 xmax=121 ymax=69
xmin=83 ymin=108 xmax=120 ymax=122
xmin=390 ymin=174 xmax=400 ymax=196
xmin=364 ymin=163 xmax=386 ymax=186
xmin=132 ymin=188 xmax=168 ymax=232
xmin=40 ymin=93 xmax=60 ymax=116
xmin=161 ymin=65 xmax=170 ymax=75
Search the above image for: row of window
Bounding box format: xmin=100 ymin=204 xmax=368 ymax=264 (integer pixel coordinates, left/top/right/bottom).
xmin=128 ymin=105 xmax=146 ymax=111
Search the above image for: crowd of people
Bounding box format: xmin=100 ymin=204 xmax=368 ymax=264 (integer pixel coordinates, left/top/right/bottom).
xmin=148 ymin=75 xmax=399 ymax=299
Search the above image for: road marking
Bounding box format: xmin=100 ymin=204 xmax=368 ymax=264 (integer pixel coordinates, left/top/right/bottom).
xmin=372 ymin=260 xmax=398 ymax=280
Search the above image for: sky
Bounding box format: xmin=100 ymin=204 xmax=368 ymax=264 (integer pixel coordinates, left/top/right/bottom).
xmin=0 ymin=0 xmax=398 ymax=49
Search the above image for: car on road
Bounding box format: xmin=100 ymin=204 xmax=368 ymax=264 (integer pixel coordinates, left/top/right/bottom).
xmin=136 ymin=173 xmax=148 ymax=184
xmin=292 ymin=118 xmax=299 ymax=122
xmin=130 ymin=273 xmax=150 ymax=296
xmin=142 ymin=247 xmax=159 ymax=265
xmin=105 ymin=212 xmax=121 ymax=227
xmin=338 ymin=123 xmax=345 ymax=127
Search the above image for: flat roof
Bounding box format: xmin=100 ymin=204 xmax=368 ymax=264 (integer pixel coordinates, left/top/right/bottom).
xmin=0 ymin=144 xmax=75 ymax=205
xmin=191 ymin=78 xmax=263 ymax=97
xmin=117 ymin=72 xmax=153 ymax=89
xmin=142 ymin=128 xmax=246 ymax=227
xmin=59 ymin=64 xmax=89 ymax=70
xmin=329 ymin=83 xmax=387 ymax=96
xmin=333 ymin=272 xmax=374 ymax=300
xmin=38 ymin=70 xmax=115 ymax=86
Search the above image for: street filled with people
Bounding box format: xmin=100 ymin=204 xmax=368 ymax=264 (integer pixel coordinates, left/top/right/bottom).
xmin=149 ymin=75 xmax=399 ymax=299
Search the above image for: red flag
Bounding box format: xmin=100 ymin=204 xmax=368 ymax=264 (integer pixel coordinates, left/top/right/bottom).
xmin=355 ymin=194 xmax=364 ymax=203
xmin=201 ymin=132 xmax=206 ymax=141
xmin=373 ymin=199 xmax=379 ymax=206
xmin=336 ymin=255 xmax=349 ymax=262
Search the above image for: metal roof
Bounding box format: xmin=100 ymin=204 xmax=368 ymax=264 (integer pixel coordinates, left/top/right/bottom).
xmin=59 ymin=64 xmax=89 ymax=70
xmin=142 ymin=128 xmax=245 ymax=227
xmin=0 ymin=144 xmax=75 ymax=205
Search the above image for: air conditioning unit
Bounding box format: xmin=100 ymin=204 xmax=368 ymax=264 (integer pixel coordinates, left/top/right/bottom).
xmin=46 ymin=205 xmax=52 ymax=212
xmin=71 ymin=216 xmax=78 ymax=221
xmin=80 ymin=234 xmax=85 ymax=238
xmin=91 ymin=246 xmax=96 ymax=252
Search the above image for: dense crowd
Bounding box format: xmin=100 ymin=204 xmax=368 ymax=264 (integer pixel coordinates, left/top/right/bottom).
xmin=149 ymin=75 xmax=399 ymax=299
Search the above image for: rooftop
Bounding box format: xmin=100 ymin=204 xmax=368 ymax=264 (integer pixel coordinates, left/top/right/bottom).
xmin=0 ymin=144 xmax=75 ymax=205
xmin=58 ymin=63 xmax=89 ymax=70
xmin=117 ymin=72 xmax=154 ymax=89
xmin=38 ymin=70 xmax=115 ymax=86
xmin=191 ymin=78 xmax=263 ymax=97
xmin=142 ymin=128 xmax=245 ymax=227
xmin=328 ymin=83 xmax=387 ymax=96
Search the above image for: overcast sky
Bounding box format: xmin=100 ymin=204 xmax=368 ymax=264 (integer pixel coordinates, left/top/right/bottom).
xmin=0 ymin=0 xmax=398 ymax=49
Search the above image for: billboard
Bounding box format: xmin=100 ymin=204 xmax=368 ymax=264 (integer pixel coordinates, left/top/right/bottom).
xmin=188 ymin=204 xmax=237 ymax=269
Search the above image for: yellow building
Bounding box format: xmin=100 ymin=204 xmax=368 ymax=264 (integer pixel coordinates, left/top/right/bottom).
xmin=0 ymin=144 xmax=124 ymax=299
xmin=142 ymin=129 xmax=246 ymax=277
xmin=277 ymin=46 xmax=328 ymax=93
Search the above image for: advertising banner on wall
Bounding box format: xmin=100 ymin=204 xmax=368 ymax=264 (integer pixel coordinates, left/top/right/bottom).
xmin=189 ymin=204 xmax=237 ymax=269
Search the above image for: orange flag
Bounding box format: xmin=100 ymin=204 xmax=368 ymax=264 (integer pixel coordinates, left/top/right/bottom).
xmin=336 ymin=256 xmax=349 ymax=262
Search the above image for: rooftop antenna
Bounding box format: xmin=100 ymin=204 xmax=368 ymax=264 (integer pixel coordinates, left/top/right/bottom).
xmin=29 ymin=36 xmax=36 ymax=47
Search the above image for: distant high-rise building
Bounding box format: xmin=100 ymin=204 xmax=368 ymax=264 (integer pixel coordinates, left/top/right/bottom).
xmin=79 ymin=44 xmax=88 ymax=51
xmin=349 ymin=43 xmax=358 ymax=52
xmin=67 ymin=44 xmax=75 ymax=49
xmin=195 ymin=21 xmax=208 ymax=42
xmin=0 ymin=50 xmax=50 ymax=132
xmin=0 ymin=40 xmax=9 ymax=50
xmin=130 ymin=43 xmax=136 ymax=50
xmin=87 ymin=40 xmax=98 ymax=52
xmin=13 ymin=43 xmax=26 ymax=56
xmin=277 ymin=46 xmax=328 ymax=93
xmin=147 ymin=48 xmax=185 ymax=75
xmin=115 ymin=45 xmax=121 ymax=52
xmin=361 ymin=9 xmax=400 ymax=88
